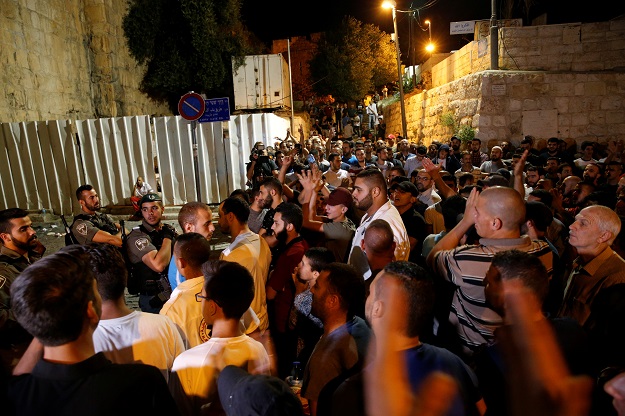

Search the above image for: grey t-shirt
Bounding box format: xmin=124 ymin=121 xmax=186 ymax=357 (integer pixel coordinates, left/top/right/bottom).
xmin=323 ymin=218 xmax=356 ymax=263
xmin=247 ymin=208 xmax=267 ymax=234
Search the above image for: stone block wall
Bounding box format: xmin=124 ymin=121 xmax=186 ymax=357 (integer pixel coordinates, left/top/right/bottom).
xmin=0 ymin=0 xmax=170 ymax=123
xmin=383 ymin=20 xmax=625 ymax=149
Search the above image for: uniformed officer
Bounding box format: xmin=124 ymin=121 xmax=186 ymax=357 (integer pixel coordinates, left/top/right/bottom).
xmin=70 ymin=184 xmax=123 ymax=247
xmin=126 ymin=193 xmax=177 ymax=313
xmin=0 ymin=208 xmax=45 ymax=372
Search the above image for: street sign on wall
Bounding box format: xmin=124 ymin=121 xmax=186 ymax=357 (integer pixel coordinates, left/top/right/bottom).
xmin=198 ymin=97 xmax=230 ymax=123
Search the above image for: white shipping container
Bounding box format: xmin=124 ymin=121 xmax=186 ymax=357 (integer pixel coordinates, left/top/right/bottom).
xmin=231 ymin=54 xmax=291 ymax=111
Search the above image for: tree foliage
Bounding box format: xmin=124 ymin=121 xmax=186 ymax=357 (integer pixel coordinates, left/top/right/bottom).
xmin=309 ymin=16 xmax=397 ymax=103
xmin=123 ymin=0 xmax=259 ymax=111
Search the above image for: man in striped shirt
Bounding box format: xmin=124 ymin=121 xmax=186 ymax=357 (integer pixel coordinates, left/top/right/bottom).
xmin=426 ymin=186 xmax=553 ymax=358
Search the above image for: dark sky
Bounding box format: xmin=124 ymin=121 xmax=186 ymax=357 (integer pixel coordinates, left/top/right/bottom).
xmin=242 ymin=0 xmax=624 ymax=65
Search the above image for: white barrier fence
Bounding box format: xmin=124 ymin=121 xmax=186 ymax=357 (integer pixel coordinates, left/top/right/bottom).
xmin=0 ymin=113 xmax=290 ymax=214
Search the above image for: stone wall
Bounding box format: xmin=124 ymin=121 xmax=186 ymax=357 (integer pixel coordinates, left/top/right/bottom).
xmin=382 ymin=20 xmax=625 ymax=149
xmin=0 ymin=0 xmax=170 ymax=123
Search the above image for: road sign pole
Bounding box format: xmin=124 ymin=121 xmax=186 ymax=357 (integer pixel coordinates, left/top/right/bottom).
xmin=192 ymin=121 xmax=202 ymax=202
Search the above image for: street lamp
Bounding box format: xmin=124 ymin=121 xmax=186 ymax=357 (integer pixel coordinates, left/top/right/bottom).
xmin=425 ymin=20 xmax=434 ymax=54
xmin=382 ymin=0 xmax=408 ymax=140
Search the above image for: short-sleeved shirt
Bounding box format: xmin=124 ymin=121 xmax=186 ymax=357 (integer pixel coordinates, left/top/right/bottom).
xmin=7 ymin=353 xmax=179 ymax=415
xmin=126 ymin=223 xmax=160 ymax=264
xmin=71 ymin=212 xmax=118 ymax=244
xmin=248 ymin=208 xmax=267 ymax=234
xmin=322 ymin=218 xmax=356 ymax=263
xmin=301 ymin=316 xmax=371 ymax=401
xmin=433 ymin=236 xmax=553 ymax=353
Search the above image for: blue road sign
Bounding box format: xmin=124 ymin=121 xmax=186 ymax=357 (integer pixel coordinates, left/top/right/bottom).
xmin=198 ymin=97 xmax=230 ymax=123
xmin=178 ymin=92 xmax=206 ymax=121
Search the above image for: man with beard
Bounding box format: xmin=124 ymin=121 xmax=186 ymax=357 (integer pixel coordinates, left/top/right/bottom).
xmin=264 ymin=203 xmax=309 ymax=378
xmin=0 ymin=208 xmax=45 ymax=375
xmin=470 ymin=138 xmax=489 ymax=167
xmin=126 ymin=193 xmax=178 ymax=313
xmin=349 ymin=169 xmax=410 ymax=277
xmin=301 ymin=263 xmax=370 ymax=416
xmin=513 ymin=151 xmax=543 ymax=199
xmin=7 ymin=245 xmax=178 ymax=415
xmin=258 ymin=177 xmax=285 ymax=246
xmin=450 ymin=136 xmax=462 ymax=160
xmin=480 ymin=146 xmax=506 ymax=174
xmin=70 ymin=184 xmax=123 ymax=247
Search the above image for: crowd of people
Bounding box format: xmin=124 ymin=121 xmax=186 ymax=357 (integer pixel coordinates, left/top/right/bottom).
xmin=2 ymin=130 xmax=625 ymax=415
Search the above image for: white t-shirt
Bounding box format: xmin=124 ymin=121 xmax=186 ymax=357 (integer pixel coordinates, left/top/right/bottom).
xmin=349 ymin=201 xmax=410 ymax=276
xmin=169 ymin=334 xmax=270 ymax=415
xmin=93 ymin=310 xmax=185 ymax=382
xmin=325 ymin=168 xmax=350 ymax=189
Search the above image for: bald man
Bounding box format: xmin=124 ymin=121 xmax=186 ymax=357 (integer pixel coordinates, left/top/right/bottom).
xmin=350 ymin=219 xmax=396 ymax=289
xmin=426 ymin=186 xmax=554 ymax=357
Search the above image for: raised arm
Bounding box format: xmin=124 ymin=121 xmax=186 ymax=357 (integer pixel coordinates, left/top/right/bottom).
xmin=513 ymin=150 xmax=529 ymax=198
xmin=426 ymin=186 xmax=478 ymax=269
xmin=422 ymin=158 xmax=457 ymax=199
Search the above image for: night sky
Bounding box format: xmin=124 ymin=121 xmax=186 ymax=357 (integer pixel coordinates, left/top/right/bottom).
xmin=242 ymin=0 xmax=624 ymax=65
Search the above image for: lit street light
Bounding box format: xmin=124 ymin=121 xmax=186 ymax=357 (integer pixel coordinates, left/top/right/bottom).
xmin=425 ymin=20 xmax=434 ymax=53
xmin=382 ymin=0 xmax=408 ymax=139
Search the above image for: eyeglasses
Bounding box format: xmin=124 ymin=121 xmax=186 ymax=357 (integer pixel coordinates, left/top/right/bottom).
xmin=195 ymin=292 xmax=222 ymax=308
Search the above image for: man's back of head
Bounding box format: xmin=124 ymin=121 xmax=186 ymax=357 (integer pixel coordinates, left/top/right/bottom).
xmin=85 ymin=243 xmax=128 ymax=302
xmin=201 ymin=260 xmax=255 ymax=321
xmin=485 ymin=249 xmax=549 ymax=316
xmin=222 ymin=196 xmax=251 ymax=225
xmin=479 ymin=186 xmax=526 ymax=234
xmin=371 ymin=261 xmax=435 ymax=338
xmin=11 ymin=245 xmax=97 ymax=346
xmin=321 ymin=263 xmax=365 ymax=320
xmin=175 ymin=232 xmax=212 ymax=273
xmin=363 ymin=219 xmax=396 ymax=259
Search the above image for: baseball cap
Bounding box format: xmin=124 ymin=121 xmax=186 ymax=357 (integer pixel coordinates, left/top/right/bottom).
xmin=326 ymin=187 xmax=353 ymax=208
xmin=478 ymin=174 xmax=509 ymax=188
xmin=390 ymin=181 xmax=419 ymax=196
xmin=218 ymin=365 xmax=304 ymax=416
xmin=139 ymin=193 xmax=162 ymax=207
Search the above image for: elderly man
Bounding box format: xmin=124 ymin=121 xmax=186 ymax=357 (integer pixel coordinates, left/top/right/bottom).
xmin=558 ymin=205 xmax=625 ymax=326
xmin=427 ymin=186 xmax=553 ymax=356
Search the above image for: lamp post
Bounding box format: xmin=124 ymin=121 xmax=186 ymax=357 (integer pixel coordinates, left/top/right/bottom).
xmin=382 ymin=0 xmax=408 ymax=139
xmin=425 ymin=20 xmax=434 ymax=54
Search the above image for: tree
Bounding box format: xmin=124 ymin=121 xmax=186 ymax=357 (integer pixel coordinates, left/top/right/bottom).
xmin=309 ymin=16 xmax=397 ymax=103
xmin=123 ymin=0 xmax=260 ymax=111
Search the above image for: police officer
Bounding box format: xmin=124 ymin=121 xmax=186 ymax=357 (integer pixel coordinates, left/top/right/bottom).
xmin=70 ymin=184 xmax=122 ymax=247
xmin=0 ymin=208 xmax=45 ymax=372
xmin=126 ymin=193 xmax=177 ymax=313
